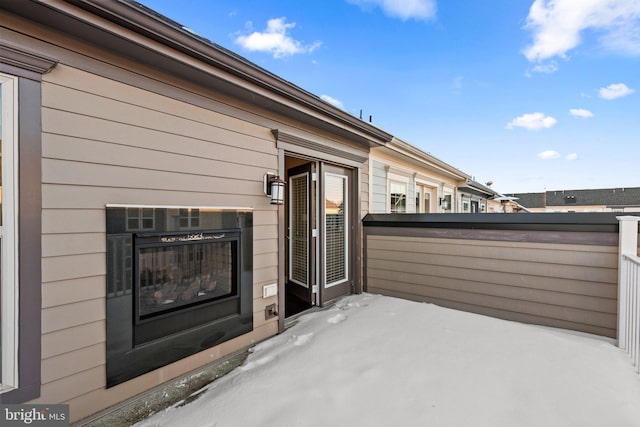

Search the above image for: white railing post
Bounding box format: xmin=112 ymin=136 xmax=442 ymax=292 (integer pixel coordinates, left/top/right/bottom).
xmin=617 ymin=216 xmax=639 ymax=351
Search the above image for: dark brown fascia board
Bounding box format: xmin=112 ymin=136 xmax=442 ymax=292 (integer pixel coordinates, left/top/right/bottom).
xmin=60 ymin=0 xmax=392 ymax=146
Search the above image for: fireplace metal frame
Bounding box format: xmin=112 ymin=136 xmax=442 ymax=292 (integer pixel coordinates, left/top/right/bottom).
xmin=105 ymin=206 xmax=253 ymax=387
xmin=132 ymin=229 xmax=241 ymax=345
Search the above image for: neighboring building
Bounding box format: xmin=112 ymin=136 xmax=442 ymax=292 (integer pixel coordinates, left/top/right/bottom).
xmin=0 ymin=0 xmax=393 ymax=421
xmin=509 ymin=188 xmax=640 ymax=213
xmin=369 ymin=137 xmax=470 ymax=214
xmin=457 ymin=180 xmax=497 ymax=213
xmin=487 ymin=195 xmax=531 ymax=213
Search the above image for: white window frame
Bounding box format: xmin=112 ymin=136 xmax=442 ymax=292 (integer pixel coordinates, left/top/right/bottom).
xmin=442 ymin=193 xmax=453 ymax=212
xmin=387 ymin=172 xmax=409 ymax=213
xmin=0 ymin=73 xmax=19 ymax=392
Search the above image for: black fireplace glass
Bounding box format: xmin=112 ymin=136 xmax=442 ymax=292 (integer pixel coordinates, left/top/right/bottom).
xmin=106 ymin=207 xmax=253 ymax=387
xmin=136 ymin=237 xmax=236 ymax=319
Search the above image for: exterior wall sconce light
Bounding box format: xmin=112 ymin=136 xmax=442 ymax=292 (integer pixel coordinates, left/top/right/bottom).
xmin=264 ymin=173 xmax=285 ymax=205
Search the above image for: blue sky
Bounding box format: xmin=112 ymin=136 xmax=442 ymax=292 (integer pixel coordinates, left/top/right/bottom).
xmin=139 ymin=0 xmax=639 ymax=193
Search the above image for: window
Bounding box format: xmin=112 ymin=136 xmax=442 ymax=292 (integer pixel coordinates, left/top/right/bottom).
xmin=463 ymin=201 xmax=470 ymax=213
xmin=390 ymin=181 xmax=407 ymax=213
xmin=325 ymin=173 xmax=348 ymax=287
xmin=443 ymin=194 xmax=452 ymax=212
xmin=0 ymin=44 xmax=53 ymax=402
xmin=127 ymin=207 xmax=155 ymax=231
xmin=0 ymin=73 xmax=19 ymax=392
xmin=179 ymin=208 xmax=200 ymax=229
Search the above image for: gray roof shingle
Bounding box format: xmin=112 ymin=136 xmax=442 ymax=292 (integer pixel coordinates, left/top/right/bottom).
xmin=508 ymin=187 xmax=640 ymax=208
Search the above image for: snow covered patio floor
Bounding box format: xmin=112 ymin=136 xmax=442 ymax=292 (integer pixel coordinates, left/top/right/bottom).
xmin=136 ymin=294 xmax=640 ymax=427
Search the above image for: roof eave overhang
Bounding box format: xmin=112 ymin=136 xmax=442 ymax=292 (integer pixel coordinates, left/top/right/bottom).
xmin=6 ymin=0 xmax=392 ymax=147
xmin=375 ymin=137 xmax=470 ymax=181
xmin=458 ymin=187 xmax=494 ymax=198
xmin=460 ymin=180 xmax=499 ymax=198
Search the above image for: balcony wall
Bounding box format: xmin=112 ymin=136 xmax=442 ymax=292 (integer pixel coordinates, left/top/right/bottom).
xmin=363 ymin=213 xmax=640 ymax=338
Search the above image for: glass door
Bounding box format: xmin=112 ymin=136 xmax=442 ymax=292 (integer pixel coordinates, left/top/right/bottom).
xmin=320 ymin=164 xmax=352 ymax=303
xmin=286 ymin=163 xmax=315 ymax=309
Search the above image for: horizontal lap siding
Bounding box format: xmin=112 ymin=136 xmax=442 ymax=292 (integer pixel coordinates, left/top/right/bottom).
xmin=38 ymin=66 xmax=279 ymax=413
xmin=371 ymin=160 xmax=386 ymax=213
xmin=366 ymin=233 xmax=618 ymax=337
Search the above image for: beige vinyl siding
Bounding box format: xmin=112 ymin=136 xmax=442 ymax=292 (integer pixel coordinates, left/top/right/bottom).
xmin=360 ymin=159 xmax=370 ymax=220
xmin=371 ymin=160 xmax=387 ymax=213
xmin=37 ymin=65 xmax=280 ymax=415
xmin=366 ymin=234 xmax=618 ymax=337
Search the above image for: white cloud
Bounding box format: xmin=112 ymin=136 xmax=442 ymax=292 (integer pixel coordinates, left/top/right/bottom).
xmin=569 ymin=108 xmax=594 ymax=118
xmin=599 ymin=82 xmax=635 ymax=99
xmin=566 ymin=153 xmax=578 ymax=160
xmin=506 ymin=112 xmax=557 ymax=130
xmin=320 ymin=95 xmax=345 ymax=110
xmin=235 ymin=18 xmax=322 ymax=58
xmin=523 ymin=0 xmax=640 ymax=63
xmin=348 ymin=0 xmax=436 ymax=21
xmin=537 ymin=150 xmax=561 ymax=159
xmin=526 ymin=61 xmax=558 ymax=76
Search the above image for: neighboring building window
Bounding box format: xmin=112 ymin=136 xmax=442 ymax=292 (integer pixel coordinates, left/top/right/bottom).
xmin=179 ymin=208 xmax=200 ymax=229
xmin=390 ymin=181 xmax=407 ymax=213
xmin=126 ymin=207 xmax=155 ymax=231
xmin=462 ymin=201 xmax=470 ymax=213
xmin=0 ymin=73 xmax=19 ymax=391
xmin=443 ymin=194 xmax=452 ymax=212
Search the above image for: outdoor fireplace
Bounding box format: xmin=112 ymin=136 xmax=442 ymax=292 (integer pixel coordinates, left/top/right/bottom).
xmin=106 ymin=206 xmax=253 ymax=387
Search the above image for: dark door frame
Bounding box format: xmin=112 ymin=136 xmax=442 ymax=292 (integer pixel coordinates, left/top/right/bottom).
xmin=285 ymin=162 xmax=317 ymax=309
xmin=278 ymin=152 xmax=361 ymax=330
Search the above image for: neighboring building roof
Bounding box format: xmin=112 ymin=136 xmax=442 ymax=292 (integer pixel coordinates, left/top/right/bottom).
xmin=458 ymin=180 xmax=500 ymax=198
xmin=509 ymin=187 xmax=640 ymax=208
xmin=375 ymin=137 xmax=471 ymax=182
xmin=506 ymin=193 xmax=546 ymax=208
